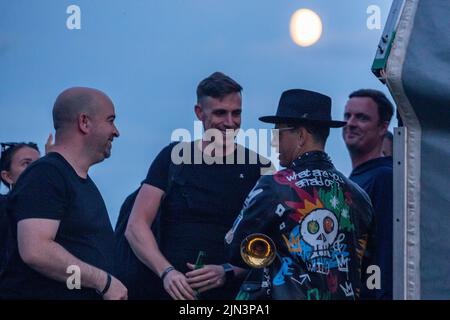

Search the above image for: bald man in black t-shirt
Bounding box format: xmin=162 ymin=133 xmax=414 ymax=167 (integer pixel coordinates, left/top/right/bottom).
xmin=0 ymin=87 xmax=127 ymax=300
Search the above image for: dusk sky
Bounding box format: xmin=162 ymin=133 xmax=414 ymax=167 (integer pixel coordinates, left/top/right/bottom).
xmin=1 ymin=0 xmax=394 ymax=225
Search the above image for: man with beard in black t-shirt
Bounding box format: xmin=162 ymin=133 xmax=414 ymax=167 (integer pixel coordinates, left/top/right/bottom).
xmin=0 ymin=87 xmax=127 ymax=300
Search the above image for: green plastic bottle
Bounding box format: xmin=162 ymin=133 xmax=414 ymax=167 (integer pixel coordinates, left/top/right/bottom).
xmin=194 ymin=250 xmax=206 ymax=269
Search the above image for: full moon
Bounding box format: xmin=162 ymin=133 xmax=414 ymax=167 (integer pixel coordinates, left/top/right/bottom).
xmin=290 ymin=9 xmax=323 ymax=47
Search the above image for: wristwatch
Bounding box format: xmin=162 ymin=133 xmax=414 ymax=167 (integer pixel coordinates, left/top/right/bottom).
xmin=222 ymin=263 xmax=235 ymax=284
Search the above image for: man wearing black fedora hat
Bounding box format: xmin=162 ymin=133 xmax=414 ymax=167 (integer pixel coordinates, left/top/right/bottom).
xmin=226 ymin=89 xmax=374 ymax=300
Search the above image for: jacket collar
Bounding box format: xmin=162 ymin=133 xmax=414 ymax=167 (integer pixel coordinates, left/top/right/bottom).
xmin=292 ymin=150 xmax=333 ymax=169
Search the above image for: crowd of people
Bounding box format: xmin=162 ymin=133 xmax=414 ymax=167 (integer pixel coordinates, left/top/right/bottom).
xmin=0 ymin=72 xmax=394 ymax=300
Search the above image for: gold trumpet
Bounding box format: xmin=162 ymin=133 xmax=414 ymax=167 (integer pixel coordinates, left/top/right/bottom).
xmin=240 ymin=233 xmax=276 ymax=268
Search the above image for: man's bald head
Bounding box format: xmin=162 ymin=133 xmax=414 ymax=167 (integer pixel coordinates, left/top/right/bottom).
xmin=52 ymin=87 xmax=112 ymax=131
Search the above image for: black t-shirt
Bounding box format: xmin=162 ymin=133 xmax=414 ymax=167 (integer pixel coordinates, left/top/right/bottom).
xmin=143 ymin=141 xmax=271 ymax=299
xmin=0 ymin=152 xmax=115 ymax=300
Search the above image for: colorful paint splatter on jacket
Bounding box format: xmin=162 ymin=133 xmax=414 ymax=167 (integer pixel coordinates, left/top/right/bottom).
xmin=227 ymin=151 xmax=374 ymax=300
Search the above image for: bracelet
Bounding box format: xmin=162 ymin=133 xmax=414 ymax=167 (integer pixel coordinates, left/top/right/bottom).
xmin=161 ymin=266 xmax=175 ymax=280
xmin=222 ymin=263 xmax=235 ymax=284
xmin=96 ymin=273 xmax=112 ymax=296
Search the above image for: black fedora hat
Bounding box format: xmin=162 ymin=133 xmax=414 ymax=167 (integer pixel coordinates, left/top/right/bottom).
xmin=259 ymin=89 xmax=346 ymax=128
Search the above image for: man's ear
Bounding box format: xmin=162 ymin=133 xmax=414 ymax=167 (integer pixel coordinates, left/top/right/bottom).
xmin=379 ymin=121 xmax=389 ymax=137
xmin=1 ymin=170 xmax=13 ymax=186
xmin=194 ymin=104 xmax=203 ymax=122
xmin=77 ymin=113 xmax=90 ymax=134
xmin=298 ymin=127 xmax=307 ymax=135
xmin=297 ymin=127 xmax=307 ymax=148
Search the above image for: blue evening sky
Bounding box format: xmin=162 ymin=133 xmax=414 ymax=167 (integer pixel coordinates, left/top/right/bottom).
xmin=0 ymin=0 xmax=393 ymax=225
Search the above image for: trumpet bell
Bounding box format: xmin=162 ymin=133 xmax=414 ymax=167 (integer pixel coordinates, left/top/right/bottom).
xmin=240 ymin=233 xmax=276 ymax=268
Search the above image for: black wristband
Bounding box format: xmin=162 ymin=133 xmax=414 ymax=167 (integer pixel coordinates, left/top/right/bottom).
xmin=161 ymin=266 xmax=175 ymax=281
xmin=222 ymin=263 xmax=235 ymax=284
xmin=96 ymin=273 xmax=112 ymax=296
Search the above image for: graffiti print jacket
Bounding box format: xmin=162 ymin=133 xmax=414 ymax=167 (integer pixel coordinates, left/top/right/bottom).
xmin=226 ymin=151 xmax=374 ymax=300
